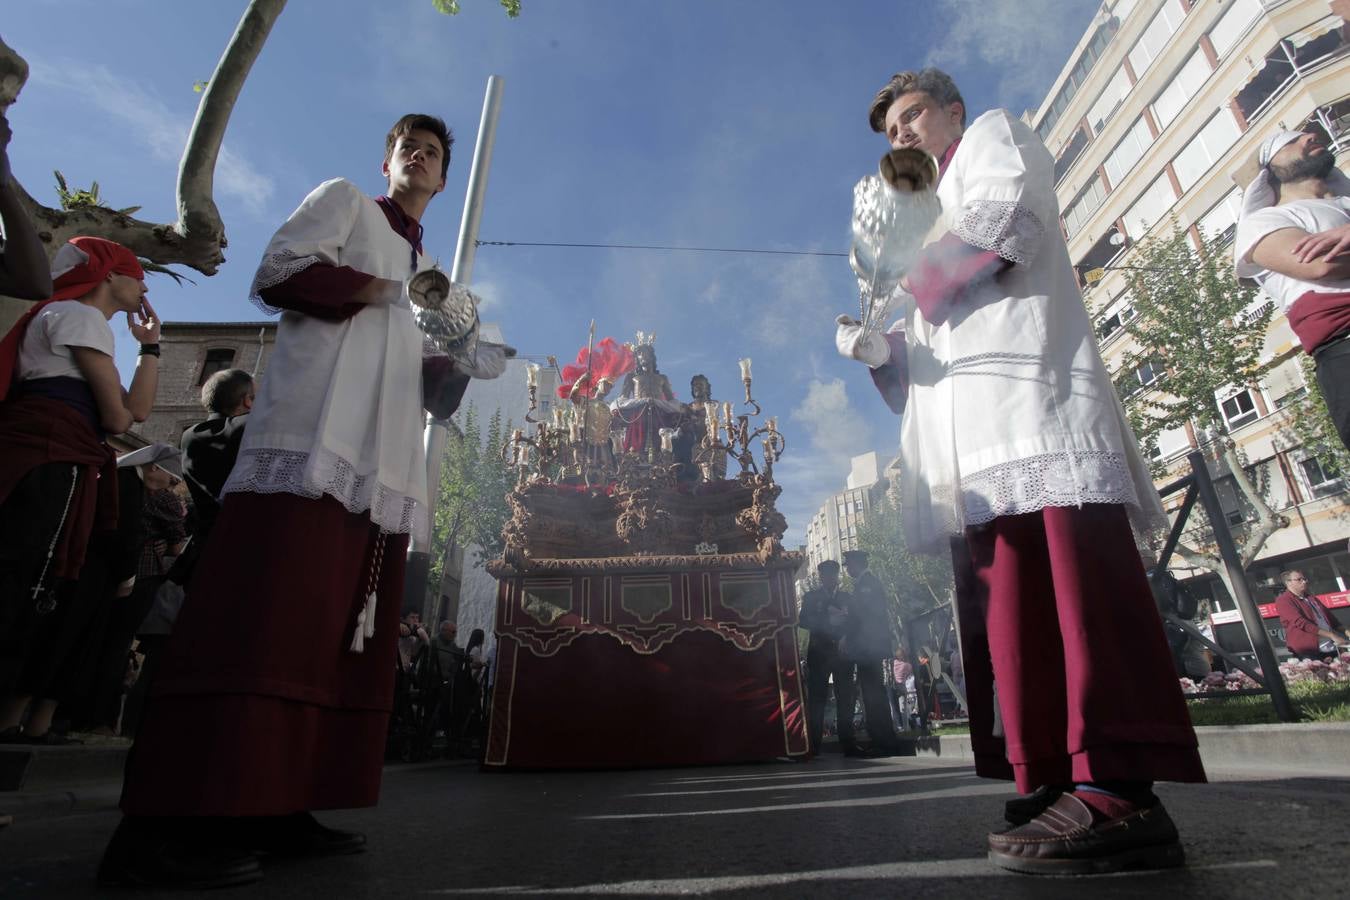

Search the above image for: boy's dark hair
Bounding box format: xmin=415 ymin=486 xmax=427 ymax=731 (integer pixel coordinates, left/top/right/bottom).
xmin=385 ymin=114 xmax=454 ymax=179
xmin=868 ymin=68 xmax=967 ymax=133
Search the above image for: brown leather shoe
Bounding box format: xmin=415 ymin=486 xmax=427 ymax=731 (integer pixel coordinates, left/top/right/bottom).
xmin=988 ymin=792 xmax=1185 ymax=875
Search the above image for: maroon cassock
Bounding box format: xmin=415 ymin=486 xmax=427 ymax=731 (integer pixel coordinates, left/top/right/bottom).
xmin=121 ymin=198 xmax=468 ymax=817
xmin=869 ymin=141 xmax=1203 ymax=792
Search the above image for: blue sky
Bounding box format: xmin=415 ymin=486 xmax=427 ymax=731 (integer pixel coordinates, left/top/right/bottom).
xmin=6 ymin=0 xmax=1098 ymax=544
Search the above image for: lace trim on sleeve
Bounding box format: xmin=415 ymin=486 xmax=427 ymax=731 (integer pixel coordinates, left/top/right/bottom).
xmin=951 ymin=199 xmax=1045 ymax=267
xmin=248 ymin=249 xmax=324 ymax=316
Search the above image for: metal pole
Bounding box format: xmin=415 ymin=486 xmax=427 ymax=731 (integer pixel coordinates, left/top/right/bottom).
xmin=406 ymin=76 xmax=505 ymax=616
xmin=1185 ymin=450 xmax=1296 ymax=722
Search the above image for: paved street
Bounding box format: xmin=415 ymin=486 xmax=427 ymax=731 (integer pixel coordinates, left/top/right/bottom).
xmin=3 ymin=755 xmax=1349 ymax=898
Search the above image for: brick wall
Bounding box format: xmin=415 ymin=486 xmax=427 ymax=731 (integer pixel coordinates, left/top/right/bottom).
xmin=133 ymin=322 xmax=276 ymax=446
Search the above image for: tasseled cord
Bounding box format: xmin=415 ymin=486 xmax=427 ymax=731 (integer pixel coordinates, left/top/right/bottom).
xmin=349 ymin=533 xmax=387 ymax=653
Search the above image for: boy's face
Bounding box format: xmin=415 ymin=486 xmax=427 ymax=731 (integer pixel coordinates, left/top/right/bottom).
xmin=383 ymin=128 xmax=448 ymax=196
xmin=883 ymin=90 xmax=963 ymax=158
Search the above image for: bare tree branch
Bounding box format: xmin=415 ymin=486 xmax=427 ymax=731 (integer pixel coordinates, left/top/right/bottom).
xmin=177 ymin=0 xmax=288 ymax=257
xmin=0 ymin=0 xmax=286 ymax=275
xmin=0 ymin=35 xmax=28 ymax=108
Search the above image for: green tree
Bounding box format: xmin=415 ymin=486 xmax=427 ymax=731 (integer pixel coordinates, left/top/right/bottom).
xmin=427 ymin=405 xmax=516 ymax=605
xmin=853 ymin=488 xmax=953 ymax=636
xmin=1113 ymin=223 xmax=1287 ymax=585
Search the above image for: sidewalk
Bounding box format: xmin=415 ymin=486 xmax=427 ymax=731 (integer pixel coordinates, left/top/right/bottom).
xmin=914 ymin=722 xmax=1350 ymax=776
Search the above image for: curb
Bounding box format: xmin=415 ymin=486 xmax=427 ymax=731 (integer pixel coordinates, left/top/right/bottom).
xmin=914 ymin=722 xmax=1350 ymax=777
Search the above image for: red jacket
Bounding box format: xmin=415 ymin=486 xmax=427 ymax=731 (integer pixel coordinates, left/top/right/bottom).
xmin=1275 ymin=590 xmax=1345 ymax=657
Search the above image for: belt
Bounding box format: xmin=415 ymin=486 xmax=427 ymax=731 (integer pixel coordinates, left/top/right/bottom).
xmin=1313 ymin=329 xmax=1350 ymax=359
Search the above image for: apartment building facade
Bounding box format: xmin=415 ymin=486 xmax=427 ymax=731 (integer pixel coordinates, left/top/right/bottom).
xmin=803 ymin=451 xmax=885 ymax=573
xmin=1033 ymin=0 xmax=1349 ymax=607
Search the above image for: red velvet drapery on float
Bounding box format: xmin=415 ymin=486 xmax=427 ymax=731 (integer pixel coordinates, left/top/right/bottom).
xmin=484 ymin=558 xmax=809 ymax=769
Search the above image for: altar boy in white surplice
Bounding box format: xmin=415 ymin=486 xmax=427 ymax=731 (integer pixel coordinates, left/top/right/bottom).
xmin=836 ymin=68 xmax=1204 ymax=876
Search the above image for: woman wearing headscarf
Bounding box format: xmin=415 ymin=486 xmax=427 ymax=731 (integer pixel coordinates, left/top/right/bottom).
xmin=0 ymin=236 xmax=159 ymax=743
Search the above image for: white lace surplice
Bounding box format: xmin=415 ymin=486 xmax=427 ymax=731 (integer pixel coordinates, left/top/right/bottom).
xmin=225 ymin=178 xmax=435 ymax=541
xmin=896 ymin=111 xmax=1166 ymax=553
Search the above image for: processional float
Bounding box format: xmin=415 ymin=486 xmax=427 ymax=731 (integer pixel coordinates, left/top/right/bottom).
xmin=481 ymin=330 xmax=805 ymax=769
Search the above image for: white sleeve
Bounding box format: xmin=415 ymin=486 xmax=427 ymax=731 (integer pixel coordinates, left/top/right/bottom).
xmin=248 ymin=178 xmax=366 ymax=313
xmin=44 ymin=303 xmax=115 ymax=357
xmin=949 ymin=110 xmax=1050 ymax=267
xmin=1234 ymin=206 xmax=1302 ymax=280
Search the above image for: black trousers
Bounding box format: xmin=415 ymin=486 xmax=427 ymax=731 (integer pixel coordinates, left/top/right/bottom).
xmin=1315 ymin=336 xmax=1350 ymax=452
xmin=854 ymin=659 xmax=901 ymax=751
xmin=806 ymin=645 xmax=854 ymax=752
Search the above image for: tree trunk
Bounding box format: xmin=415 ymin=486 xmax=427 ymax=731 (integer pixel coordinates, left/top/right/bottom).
xmin=1171 ymin=442 xmax=1287 ymax=608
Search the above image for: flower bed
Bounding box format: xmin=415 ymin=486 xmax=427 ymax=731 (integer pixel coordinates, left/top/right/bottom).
xmin=1180 ymin=657 xmax=1349 ymax=696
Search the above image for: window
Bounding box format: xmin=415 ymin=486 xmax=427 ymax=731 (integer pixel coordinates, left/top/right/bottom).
xmin=1173 ymin=111 xmax=1242 ymax=192
xmin=1086 ymin=68 xmax=1132 ymax=136
xmin=1300 ymin=456 xmax=1344 ymax=499
xmin=1196 ymin=189 xmax=1242 ymax=244
xmin=1155 ymin=424 xmax=1192 ymax=460
xmin=1121 ymin=175 xmax=1178 ymax=239
xmin=1035 ymin=17 xmax=1122 ymax=140
xmin=1136 ymin=359 xmax=1163 ymax=388
xmin=1127 ymin=0 xmax=1186 ymax=78
xmin=1063 ymin=175 xmax=1107 ymax=238
xmin=1097 ymin=300 xmax=1136 ymax=342
xmin=1078 ymin=228 xmax=1129 ymax=284
xmin=1111 ymin=0 xmax=1139 ymax=23
xmin=1151 ymin=51 xmax=1212 ymax=130
xmin=1220 ymin=389 xmax=1258 ymax=429
xmin=197 ymin=348 xmax=236 ymax=385
xmin=1054 ymin=126 xmax=1090 ymax=185
xmin=1103 ymin=118 xmax=1153 ymax=188
xmin=1208 ymin=0 xmax=1262 ymax=59
xmin=1264 ymin=357 xmax=1306 ymax=408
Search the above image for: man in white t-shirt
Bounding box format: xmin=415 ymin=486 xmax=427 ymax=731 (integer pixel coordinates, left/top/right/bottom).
xmin=1235 ymin=130 xmax=1350 ymax=449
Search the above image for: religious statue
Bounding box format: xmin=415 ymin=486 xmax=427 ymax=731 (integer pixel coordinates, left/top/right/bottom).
xmin=676 ymin=374 xmax=725 ymax=481
xmin=619 ymin=342 xmax=675 ymax=402
xmin=557 ymin=335 xmax=634 ymax=475
xmin=613 ymin=335 xmax=683 ymax=455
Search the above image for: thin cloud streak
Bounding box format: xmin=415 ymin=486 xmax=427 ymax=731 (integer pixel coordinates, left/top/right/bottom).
xmin=926 ymin=0 xmax=1098 ymax=113
xmin=30 ymin=59 xmax=275 ymax=218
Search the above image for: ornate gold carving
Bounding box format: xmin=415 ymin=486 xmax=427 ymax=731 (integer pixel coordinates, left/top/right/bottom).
xmin=734 ymin=473 xmax=788 ymax=562
xmin=487 ymin=551 xmax=802 ymax=578
xmin=520 ymin=583 xmax=573 ymax=627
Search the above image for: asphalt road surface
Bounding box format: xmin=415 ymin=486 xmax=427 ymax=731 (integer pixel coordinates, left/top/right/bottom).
xmin=3 ymin=755 xmax=1348 ymax=898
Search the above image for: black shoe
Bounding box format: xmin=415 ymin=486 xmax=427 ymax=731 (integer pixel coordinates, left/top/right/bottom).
xmin=246 ymin=812 xmax=367 ymax=859
xmin=97 ymin=817 xmax=263 ymax=889
xmin=1003 ymin=785 xmax=1066 ymax=826
xmin=842 ymin=745 xmax=882 ymax=758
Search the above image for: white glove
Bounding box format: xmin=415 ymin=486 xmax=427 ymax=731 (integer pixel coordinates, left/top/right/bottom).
xmin=835 ymin=315 xmax=890 ymax=367
xmin=458 ymin=342 xmax=509 ymax=380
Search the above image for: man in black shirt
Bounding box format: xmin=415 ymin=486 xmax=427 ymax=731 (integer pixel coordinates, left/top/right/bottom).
xmin=179 ymin=368 xmax=254 ymax=536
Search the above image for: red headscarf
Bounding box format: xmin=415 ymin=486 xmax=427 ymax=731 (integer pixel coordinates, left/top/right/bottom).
xmin=49 ymin=236 xmax=145 ymax=300
xmin=0 ymin=236 xmax=144 ymax=399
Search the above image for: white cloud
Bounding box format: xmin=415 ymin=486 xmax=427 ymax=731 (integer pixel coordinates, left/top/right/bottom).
xmin=30 ymin=60 xmax=275 ymax=218
xmin=925 ymin=0 xmax=1097 ymax=111
xmin=780 ymin=377 xmax=879 ymax=543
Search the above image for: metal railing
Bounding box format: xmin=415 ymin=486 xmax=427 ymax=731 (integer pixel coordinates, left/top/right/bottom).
xmin=1154 ymin=451 xmax=1296 ymax=721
